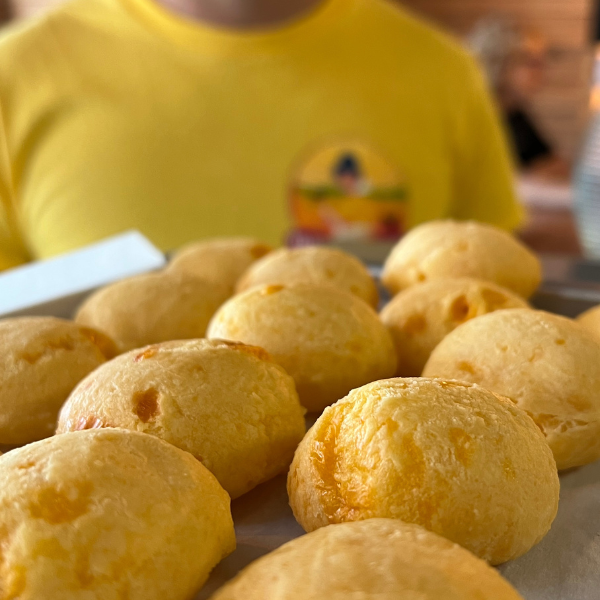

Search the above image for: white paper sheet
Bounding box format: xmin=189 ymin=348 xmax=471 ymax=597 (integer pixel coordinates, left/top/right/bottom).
xmin=0 ymin=231 xmax=165 ymax=318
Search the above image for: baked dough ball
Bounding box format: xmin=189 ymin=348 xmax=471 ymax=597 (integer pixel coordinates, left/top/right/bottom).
xmin=577 ymin=305 xmax=600 ymax=340
xmin=207 ymin=284 xmax=396 ymax=412
xmin=210 ymin=519 xmax=523 ymax=600
xmin=169 ymin=237 xmax=273 ymax=295
xmin=0 ymin=428 xmax=235 ymax=600
xmin=236 ymin=246 xmax=378 ymax=308
xmin=380 ymin=278 xmax=529 ymax=376
xmin=423 ymin=308 xmax=600 ymax=470
xmin=75 ymin=270 xmax=229 ymax=353
xmin=288 ymin=378 xmax=558 ymax=565
xmin=0 ymin=317 xmax=117 ymax=445
xmin=382 ymin=220 xmax=541 ymax=298
xmin=58 ymin=339 xmax=305 ymax=498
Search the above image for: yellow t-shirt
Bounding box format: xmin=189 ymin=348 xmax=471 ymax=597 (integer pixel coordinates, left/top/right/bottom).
xmin=0 ymin=0 xmax=522 ymax=269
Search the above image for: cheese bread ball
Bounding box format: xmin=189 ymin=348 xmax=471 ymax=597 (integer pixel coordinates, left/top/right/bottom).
xmin=0 ymin=428 xmax=235 ymax=600
xmin=288 ymin=378 xmax=558 ymax=565
xmin=58 ymin=338 xmax=306 ymax=499
xmin=75 ymin=270 xmax=229 ymax=353
xmin=382 ymin=220 xmax=541 ymax=298
xmin=236 ymin=247 xmax=379 ymax=308
xmin=380 ymin=278 xmax=529 ymax=376
xmin=0 ymin=317 xmax=117 ymax=445
xmin=207 ymin=284 xmax=396 ymax=412
xmin=423 ymin=309 xmax=600 ymax=470
xmin=169 ymin=237 xmax=273 ymax=295
xmin=577 ymin=305 xmax=600 ymax=340
xmin=210 ymin=519 xmax=523 ymax=600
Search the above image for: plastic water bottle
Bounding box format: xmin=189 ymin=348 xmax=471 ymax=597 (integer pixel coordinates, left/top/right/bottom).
xmin=574 ymin=114 xmax=600 ymax=259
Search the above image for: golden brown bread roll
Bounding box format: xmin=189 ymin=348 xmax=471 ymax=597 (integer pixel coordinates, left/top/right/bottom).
xmin=207 ymin=283 xmax=396 ymax=412
xmin=576 ymin=304 xmax=600 ymax=340
xmin=0 ymin=317 xmax=117 ymax=445
xmin=288 ymin=378 xmax=558 ymax=565
xmin=169 ymin=237 xmax=272 ymax=295
xmin=75 ymin=270 xmax=229 ymax=353
xmin=423 ymin=308 xmax=600 ymax=470
xmin=210 ymin=519 xmax=524 ymax=600
xmin=0 ymin=428 xmax=235 ymax=600
xmin=382 ymin=220 xmax=541 ymax=298
xmin=380 ymin=278 xmax=529 ymax=376
xmin=58 ymin=338 xmax=306 ymax=498
xmin=236 ymin=246 xmax=378 ymax=307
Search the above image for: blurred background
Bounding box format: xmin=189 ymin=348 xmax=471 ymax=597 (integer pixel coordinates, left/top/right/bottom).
xmin=2 ymin=0 xmax=599 ymax=258
xmin=405 ymin=0 xmax=595 ymax=257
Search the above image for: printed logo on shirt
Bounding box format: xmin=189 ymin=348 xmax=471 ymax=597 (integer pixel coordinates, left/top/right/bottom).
xmin=287 ymin=138 xmax=408 ymax=246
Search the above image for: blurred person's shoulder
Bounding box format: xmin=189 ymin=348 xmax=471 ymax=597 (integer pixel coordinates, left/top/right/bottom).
xmin=359 ymin=0 xmax=481 ymax=81
xmin=0 ymin=0 xmax=133 ymax=77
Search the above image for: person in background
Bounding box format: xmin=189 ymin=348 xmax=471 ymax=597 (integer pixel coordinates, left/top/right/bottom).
xmin=468 ymin=16 xmax=571 ymax=182
xmin=0 ymin=0 xmax=523 ymax=269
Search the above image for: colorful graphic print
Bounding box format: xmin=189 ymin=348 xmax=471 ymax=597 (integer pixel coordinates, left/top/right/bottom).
xmin=288 ymin=139 xmax=408 ymax=245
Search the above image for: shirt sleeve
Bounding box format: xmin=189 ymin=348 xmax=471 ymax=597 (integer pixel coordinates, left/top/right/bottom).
xmin=449 ymin=54 xmax=524 ymax=231
xmin=0 ymin=100 xmax=30 ymax=271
